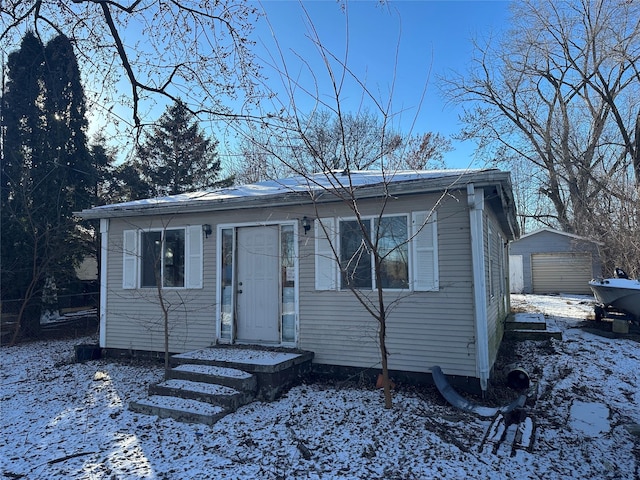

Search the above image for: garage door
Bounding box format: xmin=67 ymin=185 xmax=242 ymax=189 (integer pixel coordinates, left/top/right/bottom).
xmin=531 ymin=253 xmax=593 ymax=294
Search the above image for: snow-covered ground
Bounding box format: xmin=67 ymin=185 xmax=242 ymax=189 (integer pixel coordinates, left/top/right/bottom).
xmin=1 ymin=295 xmax=639 ymax=479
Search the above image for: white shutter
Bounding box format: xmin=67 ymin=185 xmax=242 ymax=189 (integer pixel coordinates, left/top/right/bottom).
xmin=186 ymin=225 xmax=203 ymax=289
xmin=122 ymin=230 xmax=138 ymax=289
xmin=315 ymin=218 xmax=337 ymax=290
xmin=412 ymin=211 xmax=439 ymax=291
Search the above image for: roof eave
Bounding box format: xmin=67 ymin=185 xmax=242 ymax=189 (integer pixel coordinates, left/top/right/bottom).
xmin=76 ymin=169 xmax=515 ymax=221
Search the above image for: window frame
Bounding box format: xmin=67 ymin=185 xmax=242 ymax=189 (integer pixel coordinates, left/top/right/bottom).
xmin=315 ymin=210 xmax=438 ymax=293
xmin=338 ymin=214 xmax=410 ymax=292
xmin=140 ymin=228 xmax=186 ymax=289
xmin=123 ymin=225 xmax=203 ymax=290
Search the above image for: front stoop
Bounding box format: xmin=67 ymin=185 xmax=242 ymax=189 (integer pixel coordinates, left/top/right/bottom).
xmin=129 ymin=346 xmax=314 ymax=425
xmin=505 ymin=313 xmax=562 ymax=341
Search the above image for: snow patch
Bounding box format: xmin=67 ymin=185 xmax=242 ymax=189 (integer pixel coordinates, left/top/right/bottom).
xmin=2 ymin=295 xmax=640 ymax=479
xmin=569 ymin=400 xmax=610 ymax=437
xmin=174 ymin=347 xmax=300 ymax=366
xmin=173 ymin=363 xmax=253 ymax=378
xmin=158 ymin=379 xmax=238 ymax=396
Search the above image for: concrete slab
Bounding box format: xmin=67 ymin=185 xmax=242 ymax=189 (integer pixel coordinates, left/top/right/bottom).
xmin=506 ymin=313 xmax=547 ymax=331
xmin=504 ymin=315 xmax=562 ymax=341
xmin=172 ymin=346 xmax=314 ymax=374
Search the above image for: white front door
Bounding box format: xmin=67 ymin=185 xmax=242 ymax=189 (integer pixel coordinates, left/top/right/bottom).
xmin=236 ymin=226 xmax=280 ymax=343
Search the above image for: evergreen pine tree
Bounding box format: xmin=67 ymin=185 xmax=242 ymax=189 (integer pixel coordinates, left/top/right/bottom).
xmin=1 ymin=32 xmax=95 ymax=340
xmin=133 ymin=99 xmax=228 ymax=198
xmin=1 ymin=32 xmax=47 ymax=325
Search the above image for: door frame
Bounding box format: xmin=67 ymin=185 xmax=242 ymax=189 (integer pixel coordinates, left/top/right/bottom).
xmin=215 ymin=220 xmax=299 ymax=347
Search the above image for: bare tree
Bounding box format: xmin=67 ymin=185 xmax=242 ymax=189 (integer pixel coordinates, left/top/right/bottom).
xmin=226 ymin=134 xmax=292 ymax=185
xmin=238 ymin=4 xmax=445 ymax=409
xmin=117 ymin=218 xmax=205 ymax=378
xmin=0 ymin=1 xmax=264 ymax=129
xmin=230 ymin=111 xmax=452 ymax=183
xmin=389 ymin=132 xmax=452 ymax=170
xmin=441 ymin=0 xmax=640 ymax=270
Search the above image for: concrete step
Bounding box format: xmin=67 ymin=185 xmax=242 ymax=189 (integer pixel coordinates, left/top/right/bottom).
xmin=171 ymin=346 xmax=314 ymax=401
xmin=129 ymin=395 xmax=229 ymax=425
xmin=148 ymin=379 xmax=251 ymax=412
xmin=505 ymin=329 xmax=562 ymax=341
xmin=505 ymin=315 xmax=562 ymax=341
xmin=129 ymin=345 xmax=314 ymax=425
xmin=168 ymin=364 xmax=257 ymax=393
xmin=505 ymin=313 xmax=547 ymax=331
xmin=171 ymin=346 xmax=314 ymax=374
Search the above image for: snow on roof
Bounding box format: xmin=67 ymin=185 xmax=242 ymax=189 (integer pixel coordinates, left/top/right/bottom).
xmin=80 ymin=169 xmax=500 ymax=219
xmin=516 ymin=227 xmax=603 ymax=245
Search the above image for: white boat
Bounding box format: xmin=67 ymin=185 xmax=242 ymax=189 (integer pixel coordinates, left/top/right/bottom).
xmin=589 ymin=268 xmax=640 ymax=322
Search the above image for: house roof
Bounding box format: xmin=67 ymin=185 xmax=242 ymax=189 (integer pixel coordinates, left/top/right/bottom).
xmin=516 ymin=227 xmax=603 ymax=245
xmin=78 ymin=168 xmax=519 ymax=239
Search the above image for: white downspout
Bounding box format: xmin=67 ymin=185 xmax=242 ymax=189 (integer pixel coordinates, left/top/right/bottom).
xmin=99 ymin=218 xmax=109 ymax=348
xmin=467 ymin=184 xmax=490 ymax=393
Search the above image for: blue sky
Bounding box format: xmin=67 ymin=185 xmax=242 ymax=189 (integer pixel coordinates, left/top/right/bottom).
xmin=84 ymin=1 xmax=512 ymax=170
xmin=248 ymin=0 xmax=512 ymax=169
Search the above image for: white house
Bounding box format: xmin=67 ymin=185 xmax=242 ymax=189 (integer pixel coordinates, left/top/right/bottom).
xmin=78 ymin=169 xmax=519 ymax=393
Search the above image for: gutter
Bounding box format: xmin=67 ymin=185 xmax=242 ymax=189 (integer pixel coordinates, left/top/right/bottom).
xmin=467 ymin=183 xmax=490 ymax=393
xmin=99 ymin=219 xmax=108 ymax=348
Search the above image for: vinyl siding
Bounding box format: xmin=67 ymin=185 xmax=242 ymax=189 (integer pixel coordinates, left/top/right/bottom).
xmin=298 ymin=191 xmax=478 ymax=378
xmin=101 ymin=189 xmax=513 ymax=381
xmin=105 ymin=213 xmax=218 ymax=353
xmin=484 ymin=210 xmax=508 ymax=369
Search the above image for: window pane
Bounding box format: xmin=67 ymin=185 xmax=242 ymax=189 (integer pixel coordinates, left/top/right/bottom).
xmin=164 ymin=229 xmax=185 ymax=287
xmin=141 ymin=231 xmax=162 ymax=287
xmin=340 ymin=220 xmax=372 ymax=289
xmin=220 ymin=228 xmax=233 ymax=340
xmin=376 ymin=216 xmax=408 ymax=289
xmin=281 ymin=225 xmax=295 ymax=342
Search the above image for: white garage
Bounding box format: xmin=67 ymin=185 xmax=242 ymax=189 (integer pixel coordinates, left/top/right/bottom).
xmin=509 ymin=228 xmax=602 ymax=295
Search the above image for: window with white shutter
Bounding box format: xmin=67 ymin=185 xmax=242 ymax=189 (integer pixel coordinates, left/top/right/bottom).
xmin=122 ymin=226 xmax=203 ymax=289
xmin=315 ymin=212 xmax=438 ymax=292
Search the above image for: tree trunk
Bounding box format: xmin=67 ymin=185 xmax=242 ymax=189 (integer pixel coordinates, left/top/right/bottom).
xmin=375 ymin=254 xmax=392 ymax=409
xmin=156 ymin=280 xmax=171 ymax=380
xmin=378 ymin=315 xmax=392 ymax=409
xmin=10 ymin=239 xmax=44 ymax=345
xmin=634 ymin=109 xmax=640 ymax=186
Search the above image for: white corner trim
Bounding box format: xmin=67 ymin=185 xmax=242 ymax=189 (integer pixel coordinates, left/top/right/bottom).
xmin=99 ymin=218 xmax=109 ymax=348
xmin=467 ymin=184 xmax=490 ymax=392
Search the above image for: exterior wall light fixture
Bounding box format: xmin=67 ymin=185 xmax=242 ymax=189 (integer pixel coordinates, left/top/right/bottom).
xmin=301 ymin=216 xmax=311 ymax=235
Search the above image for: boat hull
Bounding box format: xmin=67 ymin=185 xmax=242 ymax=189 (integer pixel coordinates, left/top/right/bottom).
xmin=589 ymin=278 xmax=640 ymax=320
